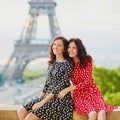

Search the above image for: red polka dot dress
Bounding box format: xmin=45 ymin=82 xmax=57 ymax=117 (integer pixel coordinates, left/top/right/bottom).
xmin=71 ymin=60 xmax=117 ymax=115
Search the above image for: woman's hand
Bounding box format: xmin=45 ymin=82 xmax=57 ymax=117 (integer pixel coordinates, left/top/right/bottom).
xmin=58 ymin=86 xmax=76 ymax=98
xmin=57 ymin=88 xmax=69 ymax=98
xmin=32 ymin=100 xmax=45 ymax=112
xmin=39 ymin=92 xmax=46 ymax=98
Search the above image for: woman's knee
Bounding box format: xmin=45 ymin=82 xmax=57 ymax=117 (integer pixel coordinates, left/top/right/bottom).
xmin=98 ymin=110 xmax=106 ymax=116
xmin=17 ymin=107 xmax=28 ymax=116
xmin=98 ymin=110 xmax=106 ymax=114
xmin=88 ymin=111 xmax=97 ymax=119
xmin=25 ymin=113 xmax=40 ymax=120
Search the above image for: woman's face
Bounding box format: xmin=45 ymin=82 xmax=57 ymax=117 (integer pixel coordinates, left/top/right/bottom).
xmin=68 ymin=42 xmax=78 ymax=58
xmin=52 ymin=39 xmax=65 ymax=56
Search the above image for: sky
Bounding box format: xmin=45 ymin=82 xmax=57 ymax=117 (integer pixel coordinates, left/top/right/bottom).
xmin=0 ymin=0 xmax=120 ymax=68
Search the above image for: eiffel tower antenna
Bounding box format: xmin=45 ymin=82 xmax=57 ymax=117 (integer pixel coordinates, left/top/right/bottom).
xmin=2 ymin=0 xmax=61 ymax=85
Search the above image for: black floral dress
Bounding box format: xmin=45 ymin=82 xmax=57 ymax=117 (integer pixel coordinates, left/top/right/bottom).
xmin=23 ymin=62 xmax=73 ymax=120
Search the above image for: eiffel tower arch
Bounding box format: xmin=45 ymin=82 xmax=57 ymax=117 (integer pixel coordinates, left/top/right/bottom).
xmin=2 ymin=0 xmax=61 ymax=85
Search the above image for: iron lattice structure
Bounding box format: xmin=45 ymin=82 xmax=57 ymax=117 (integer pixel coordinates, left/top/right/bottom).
xmin=2 ymin=0 xmax=61 ymax=85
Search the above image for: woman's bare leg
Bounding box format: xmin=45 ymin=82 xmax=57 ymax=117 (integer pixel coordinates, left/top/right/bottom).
xmin=88 ymin=111 xmax=97 ymax=120
xmin=25 ymin=113 xmax=41 ymax=120
xmin=98 ymin=110 xmax=106 ymax=120
xmin=17 ymin=107 xmax=28 ymax=120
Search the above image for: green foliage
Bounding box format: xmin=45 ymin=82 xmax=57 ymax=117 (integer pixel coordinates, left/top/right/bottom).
xmin=23 ymin=69 xmax=47 ymax=82
xmin=104 ymin=92 xmax=120 ymax=106
xmin=93 ymin=66 xmax=120 ymax=105
xmin=93 ymin=66 xmax=120 ymax=94
xmin=22 ymin=66 xmax=120 ymax=105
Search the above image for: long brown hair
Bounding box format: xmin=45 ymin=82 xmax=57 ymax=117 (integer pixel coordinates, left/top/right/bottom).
xmin=68 ymin=38 xmax=92 ymax=67
xmin=48 ymin=36 xmax=69 ymax=67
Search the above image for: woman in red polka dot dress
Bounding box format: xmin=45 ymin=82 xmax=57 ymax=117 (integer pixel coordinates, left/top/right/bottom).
xmin=58 ymin=38 xmax=118 ymax=120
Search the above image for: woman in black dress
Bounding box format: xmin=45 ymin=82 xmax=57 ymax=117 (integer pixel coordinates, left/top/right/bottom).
xmin=17 ymin=36 xmax=73 ymax=120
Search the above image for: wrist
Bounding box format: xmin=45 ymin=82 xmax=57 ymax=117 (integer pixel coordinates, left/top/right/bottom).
xmin=69 ymin=85 xmax=76 ymax=91
xmin=72 ymin=85 xmax=76 ymax=90
xmin=73 ymin=85 xmax=76 ymax=89
xmin=39 ymin=92 xmax=45 ymax=98
xmin=43 ymin=99 xmax=46 ymax=102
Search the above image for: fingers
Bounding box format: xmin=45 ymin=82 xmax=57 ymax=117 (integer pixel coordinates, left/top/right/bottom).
xmin=32 ymin=103 xmax=39 ymax=112
xmin=57 ymin=93 xmax=61 ymax=98
xmin=33 ymin=105 xmax=39 ymax=112
xmin=32 ymin=101 xmax=45 ymax=112
xmin=57 ymin=93 xmax=64 ymax=98
xmin=33 ymin=107 xmax=37 ymax=112
xmin=32 ymin=105 xmax=37 ymax=112
xmin=57 ymin=95 xmax=61 ymax=98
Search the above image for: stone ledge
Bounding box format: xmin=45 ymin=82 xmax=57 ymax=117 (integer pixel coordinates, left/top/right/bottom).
xmin=0 ymin=105 xmax=21 ymax=120
xmin=0 ymin=110 xmax=18 ymax=120
xmin=73 ymin=110 xmax=120 ymax=120
xmin=0 ymin=105 xmax=21 ymax=110
xmin=0 ymin=105 xmax=120 ymax=120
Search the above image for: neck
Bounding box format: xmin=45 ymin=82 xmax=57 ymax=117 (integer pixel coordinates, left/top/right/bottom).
xmin=73 ymin=57 xmax=80 ymax=63
xmin=56 ymin=55 xmax=66 ymax=62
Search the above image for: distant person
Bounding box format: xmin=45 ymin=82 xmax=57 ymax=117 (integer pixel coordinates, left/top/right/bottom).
xmin=17 ymin=36 xmax=73 ymax=120
xmin=58 ymin=38 xmax=118 ymax=120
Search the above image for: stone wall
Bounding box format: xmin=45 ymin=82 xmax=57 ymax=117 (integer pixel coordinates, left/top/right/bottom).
xmin=0 ymin=105 xmax=120 ymax=120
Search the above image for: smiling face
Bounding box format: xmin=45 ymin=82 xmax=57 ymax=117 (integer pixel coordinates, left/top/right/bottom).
xmin=52 ymin=39 xmax=65 ymax=56
xmin=68 ymin=42 xmax=78 ymax=59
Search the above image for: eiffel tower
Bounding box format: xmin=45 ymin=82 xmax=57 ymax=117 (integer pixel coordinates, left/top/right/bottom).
xmin=2 ymin=0 xmax=61 ymax=85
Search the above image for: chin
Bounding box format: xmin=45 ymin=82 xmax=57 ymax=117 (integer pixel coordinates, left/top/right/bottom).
xmin=69 ymin=55 xmax=74 ymax=58
xmin=53 ymin=51 xmax=57 ymax=54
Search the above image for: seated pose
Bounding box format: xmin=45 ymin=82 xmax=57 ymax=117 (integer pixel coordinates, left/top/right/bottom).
xmin=58 ymin=38 xmax=118 ymax=120
xmin=17 ymin=36 xmax=73 ymax=120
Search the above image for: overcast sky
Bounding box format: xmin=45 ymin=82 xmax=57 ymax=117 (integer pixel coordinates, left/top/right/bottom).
xmin=0 ymin=0 xmax=120 ymax=67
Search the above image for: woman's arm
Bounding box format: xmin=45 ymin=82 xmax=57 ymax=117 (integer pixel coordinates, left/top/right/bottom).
xmin=33 ymin=63 xmax=73 ymax=111
xmin=57 ymin=85 xmax=76 ymax=98
xmin=58 ymin=61 xmax=93 ymax=98
xmin=33 ymin=93 xmax=54 ymax=112
xmin=74 ymin=60 xmax=93 ymax=90
xmin=39 ymin=92 xmax=46 ymax=98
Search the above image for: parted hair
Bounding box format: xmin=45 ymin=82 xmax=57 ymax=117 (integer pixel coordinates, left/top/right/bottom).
xmin=68 ymin=38 xmax=92 ymax=67
xmin=48 ymin=36 xmax=69 ymax=67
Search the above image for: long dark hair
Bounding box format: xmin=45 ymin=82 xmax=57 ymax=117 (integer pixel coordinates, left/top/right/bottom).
xmin=68 ymin=38 xmax=92 ymax=67
xmin=48 ymin=36 xmax=69 ymax=67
